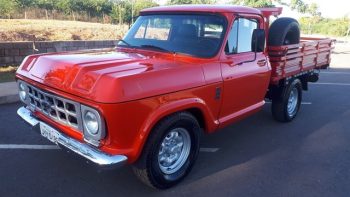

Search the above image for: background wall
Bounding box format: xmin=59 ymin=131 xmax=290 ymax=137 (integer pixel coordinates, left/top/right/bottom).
xmin=0 ymin=40 xmax=118 ymax=66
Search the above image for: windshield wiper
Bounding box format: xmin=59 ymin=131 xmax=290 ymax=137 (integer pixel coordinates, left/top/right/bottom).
xmin=117 ymin=42 xmax=174 ymax=54
xmin=116 ymin=39 xmax=132 ymax=46
xmin=139 ymin=45 xmax=173 ymax=53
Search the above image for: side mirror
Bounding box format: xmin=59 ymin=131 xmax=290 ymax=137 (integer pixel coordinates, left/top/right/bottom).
xmin=252 ymin=29 xmax=266 ymax=52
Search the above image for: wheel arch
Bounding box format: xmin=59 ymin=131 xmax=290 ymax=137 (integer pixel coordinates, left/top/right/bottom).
xmin=271 ymin=77 xmax=303 ymax=122
xmin=186 ymin=107 xmax=206 ymax=131
xmin=129 ymin=98 xmax=218 ymax=163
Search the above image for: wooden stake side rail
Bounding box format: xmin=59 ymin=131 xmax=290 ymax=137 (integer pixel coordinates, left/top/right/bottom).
xmin=267 ymin=37 xmax=335 ymax=84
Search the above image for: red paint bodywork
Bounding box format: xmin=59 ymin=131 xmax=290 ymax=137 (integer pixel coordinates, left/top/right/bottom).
xmin=16 ymin=5 xmax=334 ymax=163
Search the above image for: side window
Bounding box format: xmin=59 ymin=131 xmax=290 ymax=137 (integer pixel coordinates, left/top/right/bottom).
xmin=226 ymin=20 xmax=238 ymax=54
xmin=225 ymin=18 xmax=258 ymax=54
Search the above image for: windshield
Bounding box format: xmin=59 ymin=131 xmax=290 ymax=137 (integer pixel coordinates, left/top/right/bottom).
xmin=119 ymin=14 xmax=227 ymax=58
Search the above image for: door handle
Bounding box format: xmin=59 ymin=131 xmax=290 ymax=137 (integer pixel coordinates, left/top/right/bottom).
xmin=257 ymin=59 xmax=267 ymax=67
xmin=224 ymin=61 xmax=243 ymax=67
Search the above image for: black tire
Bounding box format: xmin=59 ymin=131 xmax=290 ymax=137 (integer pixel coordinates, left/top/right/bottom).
xmin=268 ymin=17 xmax=300 ymax=46
xmin=271 ymin=79 xmax=302 ymax=122
xmin=132 ymin=112 xmax=201 ymax=189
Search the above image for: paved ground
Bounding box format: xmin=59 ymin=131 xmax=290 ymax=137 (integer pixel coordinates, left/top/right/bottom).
xmin=0 ymin=82 xmax=18 ymax=105
xmin=0 ymin=68 xmax=350 ymax=197
xmin=331 ymin=43 xmax=350 ymax=68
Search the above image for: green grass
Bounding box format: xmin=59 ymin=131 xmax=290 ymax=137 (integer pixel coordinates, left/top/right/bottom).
xmin=300 ymin=17 xmax=350 ymax=37
xmin=0 ymin=66 xmax=17 ymax=83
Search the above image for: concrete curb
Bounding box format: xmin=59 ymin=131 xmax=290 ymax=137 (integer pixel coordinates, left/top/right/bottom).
xmin=0 ymin=94 xmax=19 ymax=105
xmin=0 ymin=82 xmax=19 ymax=105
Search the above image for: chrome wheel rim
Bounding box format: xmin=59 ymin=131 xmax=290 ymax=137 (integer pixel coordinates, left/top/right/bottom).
xmin=287 ymin=87 xmax=299 ymax=116
xmin=158 ymin=128 xmax=191 ymax=175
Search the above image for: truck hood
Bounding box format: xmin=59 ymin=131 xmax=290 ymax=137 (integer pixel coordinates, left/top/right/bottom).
xmin=16 ymin=49 xmax=206 ymax=103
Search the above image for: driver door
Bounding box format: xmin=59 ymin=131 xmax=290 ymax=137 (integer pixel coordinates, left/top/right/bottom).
xmin=219 ymin=15 xmax=271 ymax=127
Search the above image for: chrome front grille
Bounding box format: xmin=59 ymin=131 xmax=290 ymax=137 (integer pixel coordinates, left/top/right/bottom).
xmin=26 ymin=84 xmax=83 ymax=131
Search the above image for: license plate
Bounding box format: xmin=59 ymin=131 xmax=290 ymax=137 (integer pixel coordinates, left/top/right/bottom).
xmin=40 ymin=122 xmax=60 ymax=144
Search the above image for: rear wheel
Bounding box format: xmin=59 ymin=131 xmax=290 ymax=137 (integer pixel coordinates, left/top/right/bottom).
xmin=271 ymin=79 xmax=302 ymax=122
xmin=133 ymin=112 xmax=200 ymax=189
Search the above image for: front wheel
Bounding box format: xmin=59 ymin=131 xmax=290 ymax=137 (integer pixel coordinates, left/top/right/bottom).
xmin=271 ymin=79 xmax=302 ymax=122
xmin=133 ymin=112 xmax=200 ymax=189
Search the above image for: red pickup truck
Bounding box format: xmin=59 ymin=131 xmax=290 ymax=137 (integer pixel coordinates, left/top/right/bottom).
xmin=16 ymin=5 xmax=334 ymax=189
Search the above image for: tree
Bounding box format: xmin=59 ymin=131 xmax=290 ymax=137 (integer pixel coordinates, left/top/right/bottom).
xmin=231 ymin=0 xmax=274 ymax=7
xmin=290 ymin=0 xmax=307 ymax=13
xmin=231 ymin=0 xmax=321 ymax=16
xmin=307 ymin=3 xmax=320 ymax=17
xmin=133 ymin=0 xmax=158 ymax=19
xmin=232 ymin=0 xmax=323 ymax=36
xmin=55 ymin=0 xmax=79 ymax=20
xmin=36 ymin=0 xmax=56 ymax=19
xmin=15 ymin=0 xmax=37 ymax=19
xmin=168 ymin=0 xmax=217 ymax=4
xmin=56 ymin=0 xmax=71 ymax=14
xmin=110 ymin=0 xmax=128 ymax=25
xmin=0 ymin=0 xmax=17 ymax=19
xmin=110 ymin=0 xmax=158 ymax=25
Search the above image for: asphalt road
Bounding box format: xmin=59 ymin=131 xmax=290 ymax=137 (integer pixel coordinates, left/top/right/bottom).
xmin=1 ymin=68 xmax=350 ymax=197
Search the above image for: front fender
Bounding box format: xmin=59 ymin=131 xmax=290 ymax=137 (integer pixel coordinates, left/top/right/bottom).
xmin=129 ymin=97 xmax=219 ymax=163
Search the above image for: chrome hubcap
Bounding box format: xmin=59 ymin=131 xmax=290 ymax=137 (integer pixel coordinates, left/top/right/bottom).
xmin=158 ymin=128 xmax=191 ymax=174
xmin=287 ymin=87 xmax=299 ymax=116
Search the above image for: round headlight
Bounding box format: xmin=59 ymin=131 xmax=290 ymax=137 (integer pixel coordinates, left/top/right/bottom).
xmin=84 ymin=111 xmax=99 ymax=135
xmin=19 ymin=82 xmax=27 ymax=101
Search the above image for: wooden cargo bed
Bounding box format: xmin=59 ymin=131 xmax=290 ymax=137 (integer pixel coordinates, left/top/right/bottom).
xmin=268 ymin=37 xmax=335 ymax=84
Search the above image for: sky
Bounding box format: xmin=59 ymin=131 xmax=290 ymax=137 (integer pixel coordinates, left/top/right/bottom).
xmin=278 ymin=0 xmax=350 ymax=18
xmin=155 ymin=0 xmax=349 ymax=18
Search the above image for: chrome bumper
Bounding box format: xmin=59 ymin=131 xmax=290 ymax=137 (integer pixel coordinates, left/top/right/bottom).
xmin=17 ymin=106 xmax=127 ymax=169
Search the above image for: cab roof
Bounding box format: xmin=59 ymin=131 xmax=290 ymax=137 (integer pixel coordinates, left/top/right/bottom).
xmin=141 ymin=5 xmax=262 ymax=15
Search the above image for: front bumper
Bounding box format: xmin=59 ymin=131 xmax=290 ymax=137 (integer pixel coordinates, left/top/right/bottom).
xmin=17 ymin=106 xmax=128 ymax=169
